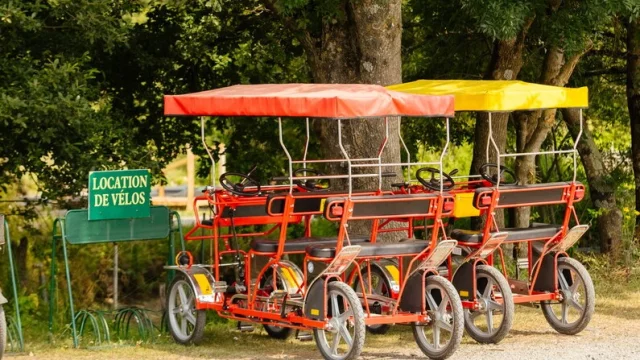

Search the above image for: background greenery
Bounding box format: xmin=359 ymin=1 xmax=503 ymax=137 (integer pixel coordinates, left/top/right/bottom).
xmin=1 ymin=0 xmax=639 ymax=344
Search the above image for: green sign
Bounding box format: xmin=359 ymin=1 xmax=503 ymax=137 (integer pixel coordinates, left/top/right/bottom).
xmin=88 ymin=169 xmax=151 ymax=221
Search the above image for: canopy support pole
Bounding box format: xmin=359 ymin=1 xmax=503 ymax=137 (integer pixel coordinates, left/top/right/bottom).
xmin=439 ymin=118 xmax=451 ymax=192
xmin=398 ymin=117 xmax=412 ymax=190
xmin=376 ymin=117 xmax=390 ymax=190
xmin=303 ymin=118 xmax=310 ymax=169
xmin=337 ymin=120 xmax=352 ymax=196
xmin=573 ymin=109 xmax=584 ymax=182
xmin=278 ymin=118 xmax=294 ymax=193
xmin=486 ymin=112 xmax=501 ymax=188
xmin=201 ymin=117 xmax=216 ymax=186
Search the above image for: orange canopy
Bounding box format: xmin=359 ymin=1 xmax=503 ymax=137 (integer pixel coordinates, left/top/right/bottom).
xmin=164 ymin=83 xmax=454 ymax=118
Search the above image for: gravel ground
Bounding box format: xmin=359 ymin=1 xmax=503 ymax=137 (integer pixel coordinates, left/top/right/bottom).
xmin=21 ymin=293 xmax=640 ymax=360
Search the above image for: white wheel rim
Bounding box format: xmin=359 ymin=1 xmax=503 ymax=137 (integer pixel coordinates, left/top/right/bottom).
xmin=168 ymin=280 xmax=198 ymax=341
xmin=415 ymin=282 xmax=455 ymax=352
xmin=465 ymin=272 xmax=505 ymax=336
xmin=316 ymin=289 xmax=356 ymax=359
xmin=547 ymin=263 xmax=587 ymax=326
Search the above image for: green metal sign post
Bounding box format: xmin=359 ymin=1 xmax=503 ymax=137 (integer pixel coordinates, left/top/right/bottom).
xmin=0 ymin=215 xmax=25 ymax=353
xmin=88 ymin=169 xmax=151 ymax=221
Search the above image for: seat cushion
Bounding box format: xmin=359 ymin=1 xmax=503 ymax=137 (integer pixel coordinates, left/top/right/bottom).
xmin=250 ymin=236 xmax=369 ymax=253
xmin=450 ymin=224 xmax=562 ymax=244
xmin=306 ymin=240 xmax=430 ymax=259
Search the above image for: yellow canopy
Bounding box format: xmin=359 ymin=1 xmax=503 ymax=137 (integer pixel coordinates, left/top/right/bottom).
xmin=386 ymin=80 xmax=588 ymax=111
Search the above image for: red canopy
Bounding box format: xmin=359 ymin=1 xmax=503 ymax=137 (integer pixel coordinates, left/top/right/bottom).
xmin=164 ymin=83 xmax=454 ymax=118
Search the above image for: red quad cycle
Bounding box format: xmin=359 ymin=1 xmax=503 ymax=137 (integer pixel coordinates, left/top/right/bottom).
xmin=384 ymin=80 xmax=596 ymax=342
xmin=162 ymin=84 xmax=465 ymax=360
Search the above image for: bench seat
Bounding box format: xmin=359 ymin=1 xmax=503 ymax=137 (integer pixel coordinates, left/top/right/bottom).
xmin=450 ymin=223 xmax=562 ymax=244
xmin=306 ymin=240 xmax=430 ymax=258
xmin=250 ymin=236 xmax=370 ymax=253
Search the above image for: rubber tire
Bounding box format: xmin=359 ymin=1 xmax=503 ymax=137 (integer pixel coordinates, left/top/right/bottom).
xmin=167 ymin=274 xmax=207 ymax=345
xmin=412 ymin=275 xmax=464 ymax=360
xmin=540 ymin=257 xmax=595 ymax=335
xmin=0 ymin=305 xmax=6 ymax=359
xmin=464 ymin=265 xmax=514 ymax=344
xmin=354 ymin=266 xmax=392 ymax=335
xmin=263 ymin=324 xmax=292 ymax=339
xmin=313 ymin=281 xmax=366 ymax=360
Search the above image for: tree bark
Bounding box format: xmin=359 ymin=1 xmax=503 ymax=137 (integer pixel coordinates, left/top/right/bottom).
xmin=562 ymin=108 xmax=622 ymax=257
xmin=268 ymin=0 xmax=404 ymax=241
xmin=512 ymin=44 xmax=589 ymax=229
xmin=626 ymin=18 xmax=640 ymax=240
xmin=469 ymin=18 xmax=533 ymax=229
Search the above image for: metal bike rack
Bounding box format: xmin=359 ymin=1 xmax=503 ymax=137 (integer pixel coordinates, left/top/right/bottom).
xmin=47 ymin=206 xmax=185 ymax=348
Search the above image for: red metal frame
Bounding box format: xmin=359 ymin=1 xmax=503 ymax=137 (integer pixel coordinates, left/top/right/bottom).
xmin=397 ymin=178 xmax=585 ymax=305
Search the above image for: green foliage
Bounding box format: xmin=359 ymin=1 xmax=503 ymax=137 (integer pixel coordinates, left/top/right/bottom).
xmin=460 ymin=0 xmax=533 ymax=39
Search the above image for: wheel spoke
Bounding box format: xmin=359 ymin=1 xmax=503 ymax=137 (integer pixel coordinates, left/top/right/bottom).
xmin=185 ymin=311 xmax=197 ymax=325
xmin=339 ymin=309 xmax=353 ymax=322
xmin=569 ymin=298 xmax=584 ymax=312
xmin=488 ymin=300 xmax=502 ymax=311
xmin=177 ymin=285 xmax=188 ymax=305
xmin=482 ymin=278 xmax=494 ymax=298
xmin=180 ymin=316 xmax=187 ymax=334
xmin=338 ymin=323 xmax=353 ymax=347
xmin=426 ymin=292 xmax=438 ymax=311
xmin=432 ymin=322 xmax=440 ymax=349
xmin=558 ymin=270 xmax=570 ymax=291
xmin=486 ymin=309 xmax=494 ymax=334
xmin=561 ymin=302 xmax=569 ymax=324
xmin=172 ymin=307 xmax=181 ymax=314
xmin=331 ymin=294 xmax=340 ymax=318
xmin=331 ymin=331 xmax=342 ymax=355
xmin=437 ymin=319 xmax=453 ymax=333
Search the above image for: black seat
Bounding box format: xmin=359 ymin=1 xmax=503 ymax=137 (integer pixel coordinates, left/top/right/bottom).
xmin=450 ymin=223 xmax=562 ymax=244
xmin=305 ymin=240 xmax=430 ymax=258
xmin=250 ymin=236 xmax=370 ymax=253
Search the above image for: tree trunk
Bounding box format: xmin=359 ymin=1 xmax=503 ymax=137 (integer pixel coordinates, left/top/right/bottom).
xmin=626 ymin=18 xmax=640 ymax=240
xmin=470 ymin=20 xmax=532 ymax=229
xmin=512 ymin=44 xmax=589 ymax=229
xmin=269 ymin=0 xmax=404 ymax=241
xmin=563 ymin=108 xmax=622 ymax=257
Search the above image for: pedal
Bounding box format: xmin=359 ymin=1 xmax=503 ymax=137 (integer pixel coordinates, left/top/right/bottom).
xmin=237 ymin=321 xmax=255 ymax=332
xmin=517 ymin=258 xmax=528 ymax=270
xmin=296 ymin=330 xmax=313 ymax=341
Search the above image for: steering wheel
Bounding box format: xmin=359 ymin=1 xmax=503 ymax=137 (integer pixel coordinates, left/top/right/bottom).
xmin=479 ymin=163 xmax=517 ymax=185
xmin=293 ymin=168 xmax=330 ymax=192
xmin=219 ymin=165 xmax=261 ymax=196
xmin=415 ymin=167 xmax=455 ymax=191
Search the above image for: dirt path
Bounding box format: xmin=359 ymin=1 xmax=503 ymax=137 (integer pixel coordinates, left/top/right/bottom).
xmin=25 ymin=296 xmax=640 ymax=360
